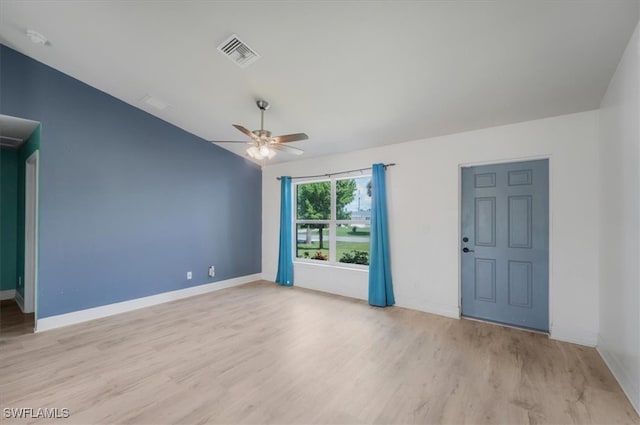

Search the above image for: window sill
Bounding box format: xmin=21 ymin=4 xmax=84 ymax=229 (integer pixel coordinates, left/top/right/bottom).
xmin=293 ymin=260 xmax=369 ymax=273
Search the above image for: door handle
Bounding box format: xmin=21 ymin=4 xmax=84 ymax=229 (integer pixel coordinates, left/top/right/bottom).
xmin=462 ymin=247 xmax=475 ymax=253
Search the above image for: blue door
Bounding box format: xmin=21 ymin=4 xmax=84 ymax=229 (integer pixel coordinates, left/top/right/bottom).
xmin=461 ymin=160 xmax=549 ymax=331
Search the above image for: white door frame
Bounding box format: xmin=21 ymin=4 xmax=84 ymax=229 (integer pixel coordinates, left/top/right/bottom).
xmin=24 ymin=150 xmax=39 ymax=315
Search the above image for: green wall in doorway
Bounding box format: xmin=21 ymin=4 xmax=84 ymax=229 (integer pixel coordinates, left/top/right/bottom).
xmin=1 ymin=148 xmax=18 ymax=291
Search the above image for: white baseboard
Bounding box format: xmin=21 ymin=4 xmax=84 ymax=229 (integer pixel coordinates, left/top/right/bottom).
xmin=35 ymin=273 xmax=263 ymax=333
xmin=294 ymin=281 xmax=368 ymax=303
xmin=597 ymin=344 xmax=640 ymax=416
xmin=0 ymin=289 xmax=16 ymax=301
xmin=282 ymin=274 xmax=460 ymax=319
xmin=550 ymin=326 xmax=598 ymax=347
xmin=395 ymin=300 xmax=460 ymax=319
xmin=15 ymin=290 xmax=25 ymax=312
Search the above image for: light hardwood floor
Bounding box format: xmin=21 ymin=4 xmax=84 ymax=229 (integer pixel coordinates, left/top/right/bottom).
xmin=0 ymin=299 xmax=34 ymax=338
xmin=1 ymin=281 xmax=637 ymax=424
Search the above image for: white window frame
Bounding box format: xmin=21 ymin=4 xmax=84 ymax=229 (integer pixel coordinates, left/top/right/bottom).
xmin=293 ymin=174 xmax=371 ymax=270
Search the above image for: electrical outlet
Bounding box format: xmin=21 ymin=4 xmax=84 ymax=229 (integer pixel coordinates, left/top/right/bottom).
xmin=208 ymin=266 xmax=215 ymax=278
xmin=187 ymin=271 xmax=192 ymax=280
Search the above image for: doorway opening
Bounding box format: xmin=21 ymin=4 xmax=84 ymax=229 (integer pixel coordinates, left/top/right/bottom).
xmin=0 ymin=114 xmax=40 ymax=338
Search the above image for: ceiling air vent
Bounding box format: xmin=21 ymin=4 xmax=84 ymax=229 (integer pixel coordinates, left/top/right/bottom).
xmin=217 ymin=34 xmax=260 ymax=68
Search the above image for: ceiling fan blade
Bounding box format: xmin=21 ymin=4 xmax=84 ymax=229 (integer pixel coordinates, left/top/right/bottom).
xmin=272 ymin=133 xmax=309 ymax=144
xmin=233 ymin=124 xmax=260 ymax=141
xmin=272 ymin=144 xmax=304 ymax=155
xmin=210 ymin=140 xmax=252 ymax=144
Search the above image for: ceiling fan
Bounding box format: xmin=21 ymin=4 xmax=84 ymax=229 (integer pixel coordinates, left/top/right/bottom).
xmin=212 ymin=100 xmax=308 ymax=160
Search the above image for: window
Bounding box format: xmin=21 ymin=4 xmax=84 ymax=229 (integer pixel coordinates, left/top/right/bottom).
xmin=295 ymin=175 xmax=371 ymax=267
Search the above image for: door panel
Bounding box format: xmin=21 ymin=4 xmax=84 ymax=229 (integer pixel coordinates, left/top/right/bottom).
xmin=461 ymin=159 xmax=549 ymax=331
xmin=508 ymin=196 xmax=532 ymax=248
xmin=508 ymin=260 xmax=532 ymax=308
xmin=474 ymin=258 xmax=496 ymax=302
xmin=475 ymin=197 xmax=496 ymax=246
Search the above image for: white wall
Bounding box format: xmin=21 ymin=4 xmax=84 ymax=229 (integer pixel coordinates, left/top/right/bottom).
xmin=598 ymin=21 xmax=640 ymax=414
xmin=263 ymin=110 xmax=600 ymax=346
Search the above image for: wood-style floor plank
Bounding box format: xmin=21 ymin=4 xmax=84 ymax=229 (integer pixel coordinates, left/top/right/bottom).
xmin=0 ymin=299 xmax=34 ymax=339
xmin=0 ymin=281 xmax=637 ymax=424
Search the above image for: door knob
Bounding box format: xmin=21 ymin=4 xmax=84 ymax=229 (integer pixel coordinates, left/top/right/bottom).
xmin=462 ymin=247 xmax=475 ymax=253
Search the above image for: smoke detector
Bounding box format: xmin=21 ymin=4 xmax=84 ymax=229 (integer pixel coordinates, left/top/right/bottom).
xmin=140 ymin=95 xmax=169 ymax=111
xmin=26 ymin=29 xmax=48 ymax=45
xmin=216 ymin=34 xmax=260 ymax=68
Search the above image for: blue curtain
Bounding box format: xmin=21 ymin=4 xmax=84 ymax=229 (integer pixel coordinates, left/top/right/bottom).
xmin=276 ymin=176 xmax=294 ymax=286
xmin=369 ymin=164 xmax=395 ymax=307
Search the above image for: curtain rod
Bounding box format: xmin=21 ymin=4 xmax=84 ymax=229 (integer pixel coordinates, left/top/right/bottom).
xmin=276 ymin=163 xmax=396 ymax=181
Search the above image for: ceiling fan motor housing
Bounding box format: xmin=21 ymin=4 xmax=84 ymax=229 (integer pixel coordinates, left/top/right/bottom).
xmin=252 ymin=129 xmax=272 ymax=139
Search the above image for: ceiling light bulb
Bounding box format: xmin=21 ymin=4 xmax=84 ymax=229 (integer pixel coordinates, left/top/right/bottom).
xmin=267 ymin=149 xmax=277 ymax=160
xmin=246 ymin=146 xmax=260 ymax=159
xmin=259 ymin=145 xmax=270 ymax=157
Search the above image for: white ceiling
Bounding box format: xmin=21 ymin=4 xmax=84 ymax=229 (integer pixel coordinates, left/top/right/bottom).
xmin=0 ymin=1 xmax=637 ymax=163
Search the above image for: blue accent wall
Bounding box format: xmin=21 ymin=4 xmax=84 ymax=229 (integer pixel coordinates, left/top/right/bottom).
xmin=0 ymin=45 xmax=262 ymax=318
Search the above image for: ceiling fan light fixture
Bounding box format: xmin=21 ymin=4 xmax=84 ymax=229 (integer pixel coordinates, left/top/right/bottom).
xmin=216 ymin=99 xmax=306 ymax=161
xmin=246 ymin=146 xmax=260 ymax=159
xmin=246 ymin=145 xmax=276 ymax=160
